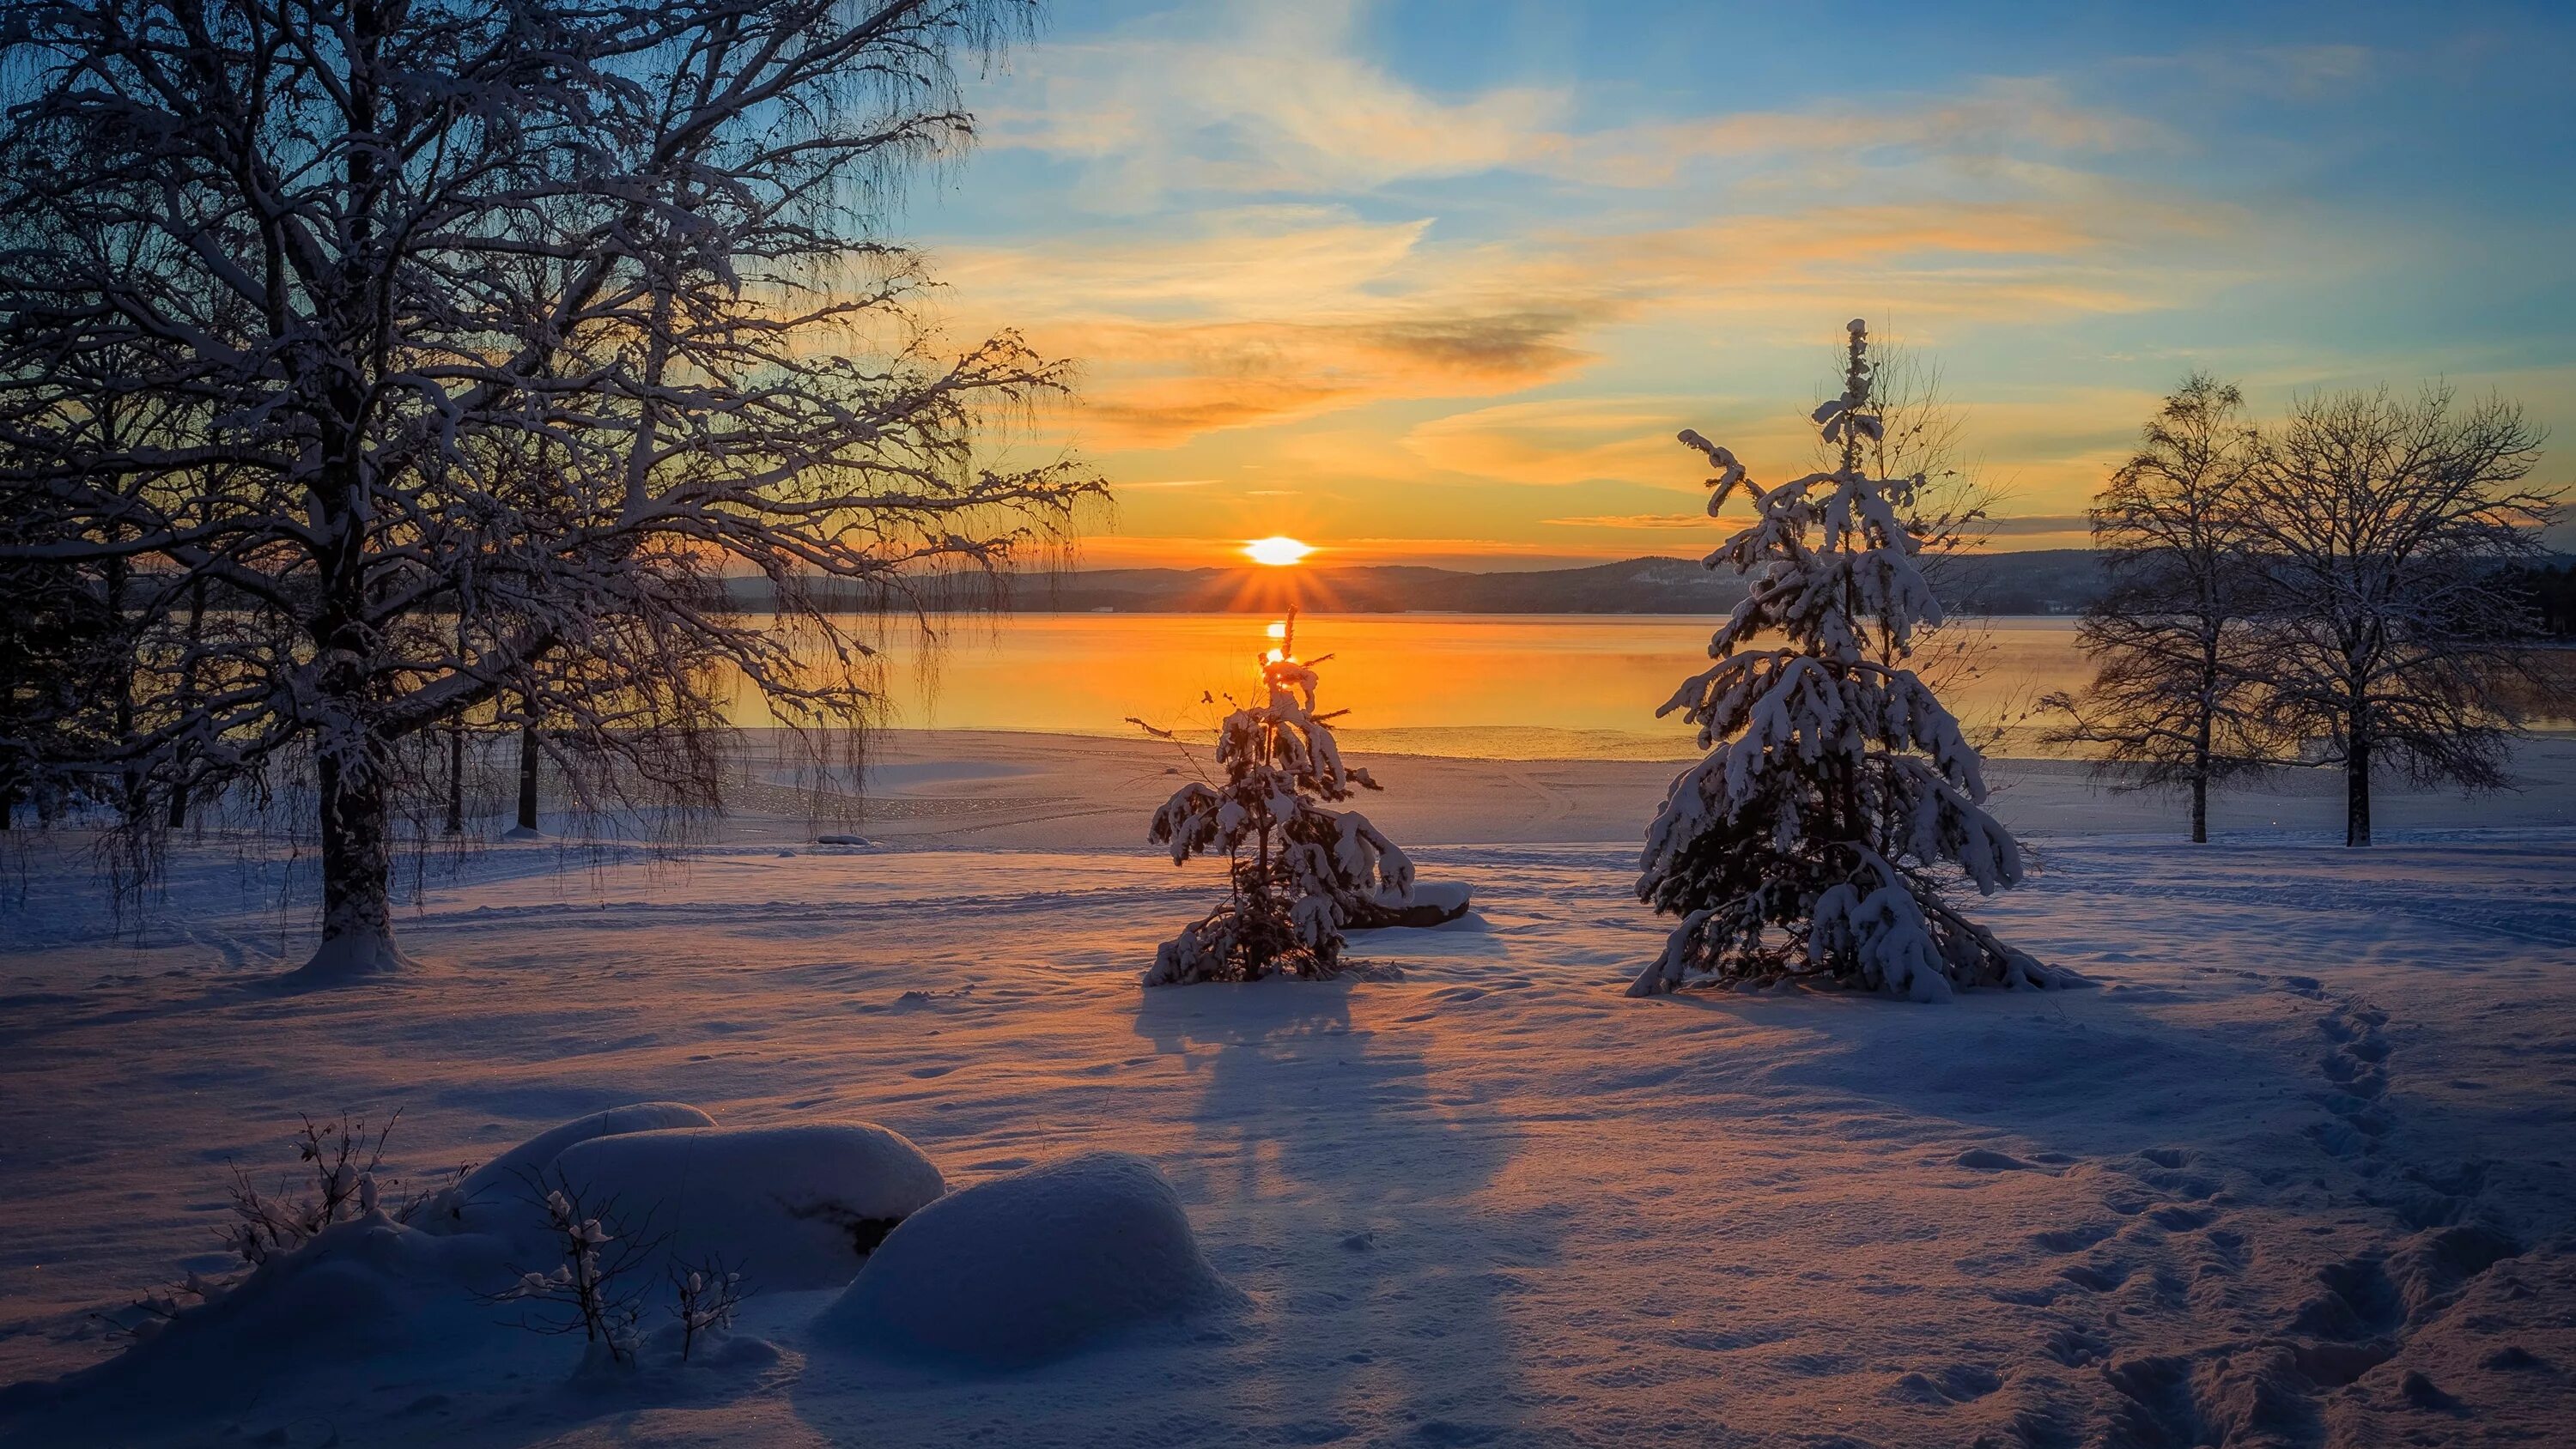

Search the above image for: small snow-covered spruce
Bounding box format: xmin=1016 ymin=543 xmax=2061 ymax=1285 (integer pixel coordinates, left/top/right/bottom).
xmin=1138 ymin=612 xmax=1415 ymax=983
xmin=1631 ymin=320 xmax=2067 ymax=1002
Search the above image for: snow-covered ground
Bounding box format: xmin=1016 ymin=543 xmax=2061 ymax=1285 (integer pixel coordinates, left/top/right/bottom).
xmin=3 ymin=736 xmax=2575 ymax=1446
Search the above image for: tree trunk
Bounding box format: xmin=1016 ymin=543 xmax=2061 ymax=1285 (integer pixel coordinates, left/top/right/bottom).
xmin=2190 ymin=718 xmax=2211 ymax=846
xmin=103 ymin=552 xmax=141 ymax=822
xmin=2345 ymin=705 xmax=2372 ymax=848
xmin=168 ymin=579 xmax=208 ymax=830
xmin=444 ymin=719 xmax=465 ymax=835
xmin=295 ymin=737 xmax=406 ymax=980
xmin=516 ymin=718 xmax=539 ymax=834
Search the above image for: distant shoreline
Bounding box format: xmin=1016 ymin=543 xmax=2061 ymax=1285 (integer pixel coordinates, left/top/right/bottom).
xmin=723 ymin=551 xmax=2112 ymax=617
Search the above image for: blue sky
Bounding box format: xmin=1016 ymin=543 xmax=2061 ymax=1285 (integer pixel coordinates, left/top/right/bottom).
xmin=909 ymin=0 xmax=2576 ymax=567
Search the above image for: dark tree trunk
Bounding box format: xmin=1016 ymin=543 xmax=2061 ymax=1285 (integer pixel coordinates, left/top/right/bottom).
xmin=167 ymin=579 xmax=207 ymax=831
xmin=444 ymin=719 xmax=465 ymax=835
xmin=103 ymin=553 xmax=141 ymax=821
xmin=516 ymin=718 xmax=539 ymax=832
xmin=303 ymin=735 xmax=403 ymax=979
xmin=2190 ymin=710 xmax=2212 ymax=845
xmin=2346 ymin=703 xmax=2372 ymax=848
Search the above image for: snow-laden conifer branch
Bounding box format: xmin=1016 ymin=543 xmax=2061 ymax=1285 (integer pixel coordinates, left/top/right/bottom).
xmin=1631 ymin=319 xmax=2066 ymax=1001
xmin=1141 ymin=612 xmax=1418 ymax=984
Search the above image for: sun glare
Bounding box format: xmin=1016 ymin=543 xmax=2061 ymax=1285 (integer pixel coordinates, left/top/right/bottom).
xmin=1245 ymin=536 xmax=1312 ymax=567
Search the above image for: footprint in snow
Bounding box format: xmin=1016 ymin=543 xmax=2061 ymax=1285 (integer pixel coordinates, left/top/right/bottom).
xmin=1955 ymin=1148 xmax=2038 ymax=1172
xmin=2030 ymin=1223 xmax=2116 ymax=1254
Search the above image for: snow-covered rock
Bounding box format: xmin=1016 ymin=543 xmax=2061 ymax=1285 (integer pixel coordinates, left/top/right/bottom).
xmin=544 ymin=1124 xmax=945 ymax=1289
xmin=817 ymin=1152 xmax=1236 ymax=1367
xmin=1346 ymin=879 xmax=1473 ymax=930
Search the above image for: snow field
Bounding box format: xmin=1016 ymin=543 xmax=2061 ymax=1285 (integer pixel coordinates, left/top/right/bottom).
xmin=0 ymin=825 xmax=2573 ymax=1444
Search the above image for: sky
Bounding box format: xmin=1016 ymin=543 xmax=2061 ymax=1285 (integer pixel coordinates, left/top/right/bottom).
xmin=911 ymin=0 xmax=2576 ymax=570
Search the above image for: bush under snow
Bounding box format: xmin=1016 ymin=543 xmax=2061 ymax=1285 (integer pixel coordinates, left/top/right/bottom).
xmin=817 ymin=1152 xmax=1237 ymax=1368
xmin=539 ymin=1124 xmax=945 ymax=1290
xmin=449 ymin=1101 xmax=717 ymax=1235
xmin=6 ymin=1104 xmax=944 ymax=1419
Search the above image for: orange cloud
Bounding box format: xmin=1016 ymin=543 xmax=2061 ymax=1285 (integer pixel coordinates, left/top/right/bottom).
xmin=936 ymin=194 xmax=2227 ymax=458
xmin=1542 ymin=513 xmax=1722 ymax=530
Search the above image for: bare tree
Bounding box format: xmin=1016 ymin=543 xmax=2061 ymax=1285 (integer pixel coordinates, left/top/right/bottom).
xmin=2239 ymin=387 xmax=2555 ymax=846
xmin=0 ymin=0 xmax=1101 ymax=977
xmin=2044 ymin=375 xmax=2275 ymax=841
xmin=0 ymin=494 xmax=113 ymax=830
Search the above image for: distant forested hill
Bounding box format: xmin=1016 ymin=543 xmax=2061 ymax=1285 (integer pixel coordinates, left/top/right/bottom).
xmin=726 ymin=551 xmax=2112 ymax=616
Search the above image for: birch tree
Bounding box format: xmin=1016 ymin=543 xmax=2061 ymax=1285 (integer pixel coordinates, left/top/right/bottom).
xmin=0 ymin=0 xmax=1099 ymax=977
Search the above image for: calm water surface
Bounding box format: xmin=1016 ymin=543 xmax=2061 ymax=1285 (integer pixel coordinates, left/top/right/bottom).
xmin=791 ymin=614 xmax=2097 ymax=761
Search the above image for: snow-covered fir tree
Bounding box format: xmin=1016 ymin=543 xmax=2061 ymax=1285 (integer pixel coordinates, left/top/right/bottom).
xmin=1631 ymin=320 xmax=2068 ymax=1001
xmin=1143 ymin=614 xmax=1415 ymax=984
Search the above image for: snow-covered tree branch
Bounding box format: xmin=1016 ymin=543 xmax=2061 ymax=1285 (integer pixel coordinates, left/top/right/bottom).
xmin=1140 ymin=613 xmax=1416 ymax=984
xmin=1631 ymin=320 xmax=2066 ymax=1001
xmin=0 ymin=0 xmax=1103 ymax=976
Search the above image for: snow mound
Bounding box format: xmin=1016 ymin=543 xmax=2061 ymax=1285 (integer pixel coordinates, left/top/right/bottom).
xmin=546 ymin=1124 xmax=946 ymax=1288
xmin=6 ymin=1212 xmax=512 ymax=1419
xmin=450 ymin=1101 xmax=716 ymax=1233
xmin=817 ymin=1152 xmax=1236 ymax=1367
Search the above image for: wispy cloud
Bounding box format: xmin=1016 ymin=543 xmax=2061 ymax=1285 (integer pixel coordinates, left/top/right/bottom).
xmin=980 ymin=5 xmax=2164 ymax=202
xmin=1540 ymin=512 xmax=1718 ymax=530
xmin=939 ymin=194 xmax=2228 ymax=452
xmin=977 ymin=2 xmax=1564 ymax=200
xmin=918 ymin=3 xmax=2567 ymax=567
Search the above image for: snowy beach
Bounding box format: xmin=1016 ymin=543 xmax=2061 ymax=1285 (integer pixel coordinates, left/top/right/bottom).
xmin=4 ymin=736 xmax=2574 ymax=1446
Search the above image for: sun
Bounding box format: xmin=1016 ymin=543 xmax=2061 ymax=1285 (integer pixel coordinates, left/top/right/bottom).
xmin=1244 ymin=536 xmax=1312 ymax=567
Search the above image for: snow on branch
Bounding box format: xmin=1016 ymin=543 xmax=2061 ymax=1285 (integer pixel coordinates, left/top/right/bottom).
xmin=1631 ymin=319 xmax=2070 ymax=1000
xmin=1139 ymin=611 xmax=1418 ymax=985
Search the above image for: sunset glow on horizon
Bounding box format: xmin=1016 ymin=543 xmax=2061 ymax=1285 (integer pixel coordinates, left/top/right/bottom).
xmin=1244 ymin=536 xmax=1314 ymax=567
xmin=920 ymin=3 xmax=2574 ymax=570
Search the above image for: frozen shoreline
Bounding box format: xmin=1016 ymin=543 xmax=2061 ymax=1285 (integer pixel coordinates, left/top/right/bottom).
xmin=770 ymin=728 xmax=2576 ymax=852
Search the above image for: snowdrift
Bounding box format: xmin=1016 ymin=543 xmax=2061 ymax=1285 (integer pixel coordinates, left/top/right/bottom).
xmin=541 ymin=1124 xmax=945 ymax=1289
xmin=452 ymin=1100 xmax=717 ymax=1230
xmin=818 ymin=1152 xmax=1238 ymax=1367
xmin=0 ymin=1104 xmax=943 ymax=1425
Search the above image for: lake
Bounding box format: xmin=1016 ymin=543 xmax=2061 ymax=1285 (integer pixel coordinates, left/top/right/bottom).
xmin=741 ymin=614 xmax=2100 ymax=761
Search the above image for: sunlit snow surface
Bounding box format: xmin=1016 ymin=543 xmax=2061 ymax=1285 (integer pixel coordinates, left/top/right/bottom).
xmin=3 ymin=739 xmax=2575 ymax=1446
